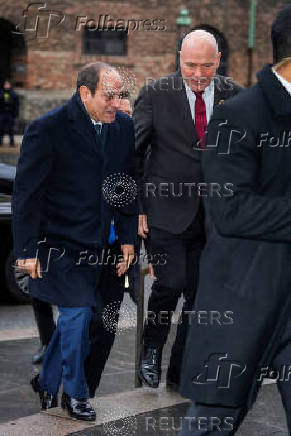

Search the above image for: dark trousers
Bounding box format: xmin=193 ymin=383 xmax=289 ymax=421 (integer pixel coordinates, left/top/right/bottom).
xmin=179 ymin=311 xmax=291 ymax=435
xmin=0 ymin=113 xmax=15 ymax=145
xmin=32 ymin=297 xmax=55 ymax=346
xmin=143 ymin=212 xmax=205 ymax=379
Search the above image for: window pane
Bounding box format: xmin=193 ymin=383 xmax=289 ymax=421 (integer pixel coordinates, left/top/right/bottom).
xmin=83 ymin=28 xmax=128 ymax=56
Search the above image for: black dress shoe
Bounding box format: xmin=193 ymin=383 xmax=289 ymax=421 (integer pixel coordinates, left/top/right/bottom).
xmin=30 ymin=374 xmax=58 ymax=409
xmin=61 ymin=392 xmax=96 ymax=421
xmin=139 ymin=345 xmax=162 ymax=388
xmin=32 ymin=345 xmax=47 ymax=365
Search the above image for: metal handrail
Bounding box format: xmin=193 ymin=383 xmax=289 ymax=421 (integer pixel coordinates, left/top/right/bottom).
xmin=135 ymin=266 xmax=149 ymax=387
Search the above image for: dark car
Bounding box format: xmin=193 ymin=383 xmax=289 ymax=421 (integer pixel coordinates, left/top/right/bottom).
xmin=0 ymin=163 xmax=30 ymax=303
xmin=0 ymin=162 xmax=15 ymax=194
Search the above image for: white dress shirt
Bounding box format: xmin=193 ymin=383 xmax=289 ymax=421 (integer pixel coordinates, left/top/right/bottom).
xmin=91 ymin=118 xmax=102 ymax=127
xmin=272 ymin=68 xmax=291 ymax=96
xmin=184 ymin=79 xmax=215 ymax=124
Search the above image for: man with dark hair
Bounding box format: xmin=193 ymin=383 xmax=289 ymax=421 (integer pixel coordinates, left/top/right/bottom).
xmin=272 ymin=4 xmax=291 ymax=64
xmin=179 ymin=5 xmax=291 ymax=435
xmin=13 ymin=62 xmax=137 ymax=420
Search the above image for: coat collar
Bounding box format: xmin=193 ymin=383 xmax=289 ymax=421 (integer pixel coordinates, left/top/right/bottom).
xmin=66 ymin=92 xmax=98 ymax=151
xmin=257 ymin=63 xmax=291 ymax=117
xmin=66 ymin=93 xmax=120 ymax=156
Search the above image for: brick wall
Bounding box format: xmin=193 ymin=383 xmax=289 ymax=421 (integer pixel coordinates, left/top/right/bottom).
xmin=0 ymin=0 xmax=290 ymax=121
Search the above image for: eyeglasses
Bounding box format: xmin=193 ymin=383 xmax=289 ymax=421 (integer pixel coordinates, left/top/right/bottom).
xmin=102 ymin=92 xmax=123 ymax=102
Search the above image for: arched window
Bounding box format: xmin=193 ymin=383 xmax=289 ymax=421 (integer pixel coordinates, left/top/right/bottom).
xmin=0 ymin=18 xmax=27 ymax=87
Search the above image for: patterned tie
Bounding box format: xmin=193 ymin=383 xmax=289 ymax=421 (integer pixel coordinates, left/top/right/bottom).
xmin=93 ymin=122 xmax=107 ymax=153
xmin=194 ymin=92 xmax=207 ymax=149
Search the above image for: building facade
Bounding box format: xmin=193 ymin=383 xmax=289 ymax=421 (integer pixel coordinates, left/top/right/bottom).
xmin=0 ymin=0 xmax=289 ymax=127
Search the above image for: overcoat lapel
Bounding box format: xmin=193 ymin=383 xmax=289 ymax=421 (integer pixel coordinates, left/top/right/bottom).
xmin=171 ymin=72 xmax=199 ymax=145
xmin=66 ymin=93 xmax=103 ymax=158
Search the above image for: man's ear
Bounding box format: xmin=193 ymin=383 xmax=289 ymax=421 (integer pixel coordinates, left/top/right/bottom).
xmin=216 ymin=52 xmax=222 ymax=68
xmin=79 ymin=85 xmax=91 ymax=103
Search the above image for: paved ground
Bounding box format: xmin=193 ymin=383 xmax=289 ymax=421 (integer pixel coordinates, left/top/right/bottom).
xmin=0 ymin=291 xmax=289 ymax=436
xmin=0 ymin=134 xmax=288 ymax=435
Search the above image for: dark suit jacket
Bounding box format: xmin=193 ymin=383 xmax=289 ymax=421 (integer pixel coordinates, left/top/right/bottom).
xmin=12 ymin=93 xmax=137 ymax=306
xmin=180 ymin=64 xmax=291 ymax=407
xmin=133 ymin=71 xmax=242 ymax=234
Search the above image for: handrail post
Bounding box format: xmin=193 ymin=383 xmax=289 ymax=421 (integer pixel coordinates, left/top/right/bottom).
xmin=135 ymin=266 xmax=149 ymax=387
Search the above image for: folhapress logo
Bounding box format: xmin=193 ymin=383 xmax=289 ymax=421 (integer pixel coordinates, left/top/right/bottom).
xmin=192 ymin=353 xmax=246 ymax=389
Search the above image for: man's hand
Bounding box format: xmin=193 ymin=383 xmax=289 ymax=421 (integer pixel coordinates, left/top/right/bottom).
xmin=148 ymin=263 xmax=156 ymax=279
xmin=116 ymin=245 xmax=135 ymax=277
xmin=16 ymin=258 xmax=42 ymax=279
xmin=138 ymin=214 xmax=149 ymax=239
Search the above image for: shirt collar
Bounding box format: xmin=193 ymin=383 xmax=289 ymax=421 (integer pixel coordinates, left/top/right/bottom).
xmin=272 ymin=68 xmax=291 ymax=96
xmin=184 ymin=79 xmax=214 ymax=96
xmin=91 ymin=118 xmax=102 ymax=126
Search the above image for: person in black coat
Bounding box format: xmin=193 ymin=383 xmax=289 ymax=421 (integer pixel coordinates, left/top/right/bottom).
xmin=133 ymin=29 xmax=242 ymax=391
xmin=0 ymin=80 xmax=19 ymax=146
xmin=30 ymin=97 xmax=139 ymax=400
xmin=179 ymin=5 xmax=291 ymax=435
xmin=12 ymin=62 xmax=137 ymax=421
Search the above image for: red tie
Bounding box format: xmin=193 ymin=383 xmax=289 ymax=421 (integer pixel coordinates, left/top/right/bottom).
xmin=194 ymin=92 xmax=207 ymax=149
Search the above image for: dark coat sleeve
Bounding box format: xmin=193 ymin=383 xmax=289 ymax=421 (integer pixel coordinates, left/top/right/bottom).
xmin=115 ymin=118 xmax=138 ymax=245
xmin=133 ymin=84 xmax=153 ymax=214
xmin=203 ymin=103 xmax=291 ymax=243
xmin=12 ymin=118 xmax=54 ymax=259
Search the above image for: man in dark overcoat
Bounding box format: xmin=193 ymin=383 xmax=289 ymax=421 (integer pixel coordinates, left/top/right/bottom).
xmin=179 ymin=5 xmax=291 ymax=435
xmin=12 ymin=62 xmax=137 ymax=420
xmin=133 ymin=29 xmax=242 ymax=391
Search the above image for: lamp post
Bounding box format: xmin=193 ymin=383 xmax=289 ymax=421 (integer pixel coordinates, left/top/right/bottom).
xmin=247 ymin=0 xmax=257 ymax=86
xmin=176 ymin=7 xmax=192 ymax=70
